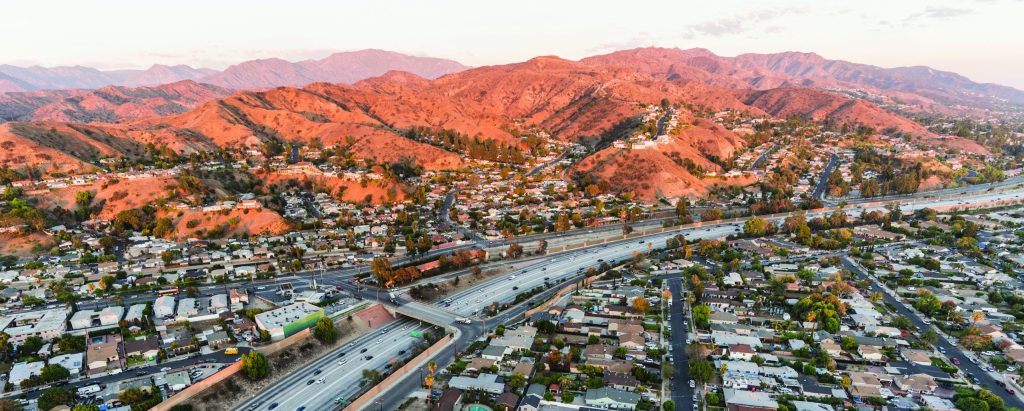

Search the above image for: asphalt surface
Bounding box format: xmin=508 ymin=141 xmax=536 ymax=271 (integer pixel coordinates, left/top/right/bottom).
xmin=235 ymin=319 xmax=437 ymax=411
xmin=812 ymin=153 xmax=839 ymax=200
xmin=667 ymin=278 xmax=696 ymax=411
xmin=842 ymin=257 xmax=1024 ymax=409
xmin=8 ymin=348 xmax=250 ymax=401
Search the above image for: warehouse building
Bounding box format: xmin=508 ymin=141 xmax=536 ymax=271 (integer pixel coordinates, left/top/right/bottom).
xmin=255 ymin=302 xmax=324 ymax=340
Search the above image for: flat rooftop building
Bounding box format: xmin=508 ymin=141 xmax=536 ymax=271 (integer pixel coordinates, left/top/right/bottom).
xmin=70 ymin=306 xmax=124 ymax=330
xmin=255 ymin=302 xmax=324 ymax=340
xmin=2 ymin=308 xmax=70 ymax=344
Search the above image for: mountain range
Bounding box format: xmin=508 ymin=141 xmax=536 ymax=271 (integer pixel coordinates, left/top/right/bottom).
xmin=0 ymin=47 xmax=1014 ymax=199
xmin=0 ymin=49 xmax=469 ymax=93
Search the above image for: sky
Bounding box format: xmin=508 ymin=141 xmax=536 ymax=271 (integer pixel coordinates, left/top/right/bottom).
xmin=4 ymin=0 xmax=1024 ymax=88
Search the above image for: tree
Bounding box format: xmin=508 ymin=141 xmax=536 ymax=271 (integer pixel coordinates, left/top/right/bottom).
xmin=241 ymin=351 xmax=269 ymax=380
xmin=73 ymin=406 xmax=100 ymax=411
xmin=37 ymin=387 xmax=72 ymax=411
xmin=370 ymin=257 xmax=393 ymax=286
xmin=976 ymin=389 xmax=1004 ymax=411
xmin=506 ymin=243 xmax=524 ymax=259
xmin=743 ymin=217 xmax=771 ymax=237
xmin=956 ymin=397 xmax=990 ymax=411
xmin=631 ymin=297 xmax=650 ymax=314
xmin=39 ymin=364 xmax=70 ymax=383
xmin=118 ymin=387 xmax=148 ymax=405
xmin=561 ymin=391 xmax=575 ymax=403
xmin=0 ymin=400 xmax=23 ymax=411
xmin=663 ymin=400 xmax=675 ymax=411
xmin=588 ymin=335 xmax=600 ymax=345
xmin=313 ymin=317 xmax=337 ymax=343
xmin=692 ymin=304 xmax=710 ymax=329
xmin=689 ymin=359 xmax=714 ymax=384
xmin=509 ymin=372 xmax=527 ymax=390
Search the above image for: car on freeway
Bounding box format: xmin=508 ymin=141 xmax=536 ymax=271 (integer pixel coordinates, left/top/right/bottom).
xmin=365 ymin=355 xmax=373 ymax=360
xmin=306 ymin=379 xmax=315 ymax=385
xmin=313 ymin=369 xmax=322 ymax=375
xmin=360 ymin=348 xmax=367 ymax=353
xmin=338 ymin=359 xmax=348 ymax=365
xmin=267 ymin=403 xmax=278 ymax=410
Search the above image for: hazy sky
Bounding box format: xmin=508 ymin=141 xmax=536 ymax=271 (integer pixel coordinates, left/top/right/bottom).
xmin=5 ymin=0 xmax=1024 ymax=88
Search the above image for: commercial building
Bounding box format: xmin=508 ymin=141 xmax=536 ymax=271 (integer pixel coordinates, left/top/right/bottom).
xmin=254 ymin=302 xmax=324 ymax=340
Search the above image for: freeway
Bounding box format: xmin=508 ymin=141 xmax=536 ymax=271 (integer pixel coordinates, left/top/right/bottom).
xmin=444 ymin=183 xmax=1024 ymax=319
xmin=235 ymin=319 xmax=438 ymax=411
xmin=842 ymin=257 xmax=1024 ymax=409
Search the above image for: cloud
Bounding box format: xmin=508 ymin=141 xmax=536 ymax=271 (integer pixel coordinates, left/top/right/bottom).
xmin=905 ymin=6 xmax=973 ymax=22
xmin=682 ymin=8 xmax=801 ymax=39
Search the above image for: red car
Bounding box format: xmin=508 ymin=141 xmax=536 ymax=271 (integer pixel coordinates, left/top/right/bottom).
xmin=951 ymin=358 xmax=960 ymax=365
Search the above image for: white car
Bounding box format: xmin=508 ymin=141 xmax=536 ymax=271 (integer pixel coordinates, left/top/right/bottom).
xmin=160 ymin=367 xmax=172 ymax=372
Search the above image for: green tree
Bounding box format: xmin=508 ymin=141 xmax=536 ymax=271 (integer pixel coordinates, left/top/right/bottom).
xmin=956 ymin=397 xmax=990 ymax=411
xmin=692 ymin=304 xmax=711 ymax=329
xmin=241 ymin=351 xmax=269 ymax=380
xmin=743 ymin=217 xmax=771 ymax=237
xmin=689 ymin=359 xmax=715 ymax=384
xmin=118 ymin=387 xmax=148 ymax=405
xmin=73 ymin=406 xmax=100 ymax=411
xmin=312 ymin=317 xmax=337 ymax=343
xmin=663 ymin=400 xmax=675 ymax=411
xmin=561 ymin=391 xmax=575 ymax=403
xmin=37 ymin=387 xmax=72 ymax=411
xmin=976 ymin=389 xmax=1005 ymax=411
xmin=509 ymin=372 xmax=527 ymax=390
xmin=39 ymin=364 xmax=70 ymax=383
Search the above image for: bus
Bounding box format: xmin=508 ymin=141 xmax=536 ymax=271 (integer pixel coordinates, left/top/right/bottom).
xmin=157 ymin=288 xmax=179 ymax=296
xmin=224 ymin=348 xmax=239 ymax=355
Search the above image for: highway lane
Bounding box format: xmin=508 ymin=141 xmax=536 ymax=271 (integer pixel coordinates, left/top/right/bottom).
xmin=438 ymin=185 xmax=1024 ymax=320
xmin=234 ymin=319 xmax=436 ymax=411
xmin=842 ymin=257 xmax=1024 ymax=409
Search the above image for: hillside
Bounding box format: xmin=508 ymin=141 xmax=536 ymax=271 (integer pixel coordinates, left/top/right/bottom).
xmin=583 ymin=47 xmax=1024 ymax=110
xmin=742 ymin=88 xmax=930 ymax=135
xmin=0 ymin=80 xmax=232 ymax=122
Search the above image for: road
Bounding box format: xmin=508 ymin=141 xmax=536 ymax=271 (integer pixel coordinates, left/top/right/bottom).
xmin=6 ymin=348 xmax=251 ymax=402
xmin=235 ymin=319 xmax=438 ymax=411
xmin=667 ymin=278 xmax=696 ymax=411
xmin=746 ymin=144 xmax=775 ymax=171
xmin=812 ymin=153 xmax=838 ymax=200
xmin=360 ymin=185 xmax=1024 ymax=409
xmin=842 ymin=257 xmax=1024 ymax=409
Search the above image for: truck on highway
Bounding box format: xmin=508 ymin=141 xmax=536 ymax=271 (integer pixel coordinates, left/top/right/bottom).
xmin=388 ymin=291 xmax=398 ymax=303
xmin=455 ymin=317 xmax=472 ymax=324
xmin=77 ymin=384 xmax=102 ymax=396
